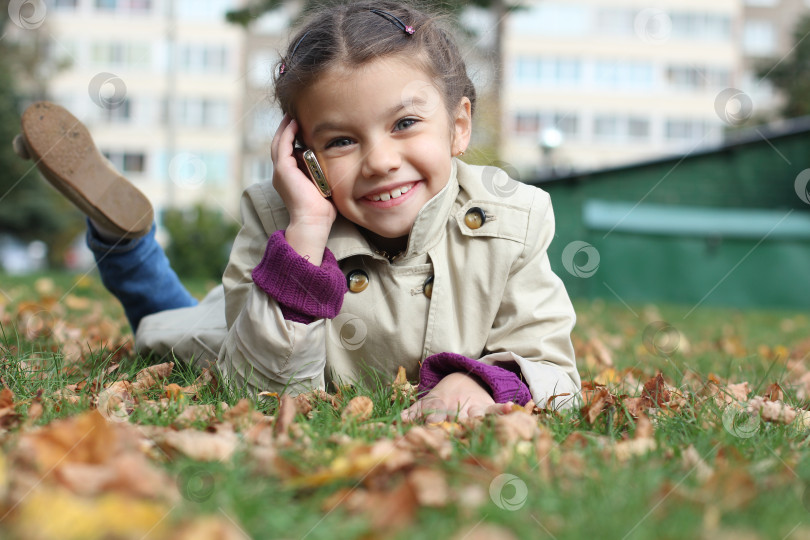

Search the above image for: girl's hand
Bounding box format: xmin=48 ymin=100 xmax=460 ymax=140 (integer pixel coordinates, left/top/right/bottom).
xmin=271 ymin=114 xmax=337 ymax=264
xmin=400 ymin=372 xmax=514 ymax=423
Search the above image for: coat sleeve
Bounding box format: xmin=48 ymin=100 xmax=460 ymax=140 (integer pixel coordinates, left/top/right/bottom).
xmin=216 ymin=185 xmax=330 ymax=396
xmin=480 ymin=188 xmax=581 ymax=410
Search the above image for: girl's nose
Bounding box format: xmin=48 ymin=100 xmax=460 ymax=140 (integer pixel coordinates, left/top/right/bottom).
xmin=361 ymin=139 xmax=401 ymax=178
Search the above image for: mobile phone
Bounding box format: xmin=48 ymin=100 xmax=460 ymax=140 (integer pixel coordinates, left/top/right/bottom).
xmin=294 ymin=139 xmax=331 ymax=198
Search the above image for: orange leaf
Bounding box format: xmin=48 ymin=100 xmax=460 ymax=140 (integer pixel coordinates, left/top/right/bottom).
xmin=342 ymin=396 xmax=373 ymax=422
xmin=0 ymin=387 xmax=14 ymax=409
xmin=641 ymin=373 xmax=670 ymax=407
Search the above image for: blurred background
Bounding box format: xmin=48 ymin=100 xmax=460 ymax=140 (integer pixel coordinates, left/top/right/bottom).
xmin=0 ymin=0 xmax=808 ymax=310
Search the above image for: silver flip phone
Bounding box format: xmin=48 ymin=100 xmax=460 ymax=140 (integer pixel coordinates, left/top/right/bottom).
xmin=294 ymin=140 xmax=331 ymax=198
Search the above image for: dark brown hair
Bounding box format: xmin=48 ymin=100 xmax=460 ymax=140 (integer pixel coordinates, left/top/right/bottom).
xmin=273 ymin=1 xmax=476 ymax=120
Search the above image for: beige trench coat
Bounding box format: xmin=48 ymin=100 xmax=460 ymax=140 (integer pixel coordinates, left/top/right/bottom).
xmin=135 ymin=160 xmax=581 ymax=409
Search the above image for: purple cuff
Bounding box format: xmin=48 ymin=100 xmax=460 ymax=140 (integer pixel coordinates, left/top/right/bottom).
xmin=418 ymin=352 xmax=533 ymax=406
xmin=251 ymin=230 xmax=347 ymax=324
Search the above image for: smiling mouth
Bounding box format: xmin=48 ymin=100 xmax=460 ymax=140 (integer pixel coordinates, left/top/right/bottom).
xmin=364 ymin=181 xmax=418 ymax=202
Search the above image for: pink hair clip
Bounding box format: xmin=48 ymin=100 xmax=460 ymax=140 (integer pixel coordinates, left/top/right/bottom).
xmin=370 ymin=9 xmax=415 ymax=35
xmin=279 ymin=30 xmax=311 ymax=77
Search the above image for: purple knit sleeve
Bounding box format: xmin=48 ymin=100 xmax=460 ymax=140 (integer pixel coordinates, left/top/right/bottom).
xmin=418 ymin=352 xmax=533 ymax=406
xmin=251 ymin=230 xmax=347 ymax=324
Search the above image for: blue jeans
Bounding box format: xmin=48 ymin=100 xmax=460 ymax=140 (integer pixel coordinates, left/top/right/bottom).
xmin=86 ymin=220 xmax=197 ymax=332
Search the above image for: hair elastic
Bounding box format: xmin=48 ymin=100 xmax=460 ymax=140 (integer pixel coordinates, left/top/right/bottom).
xmin=369 ymin=8 xmax=415 ymax=35
xmin=279 ymin=30 xmax=311 ymax=76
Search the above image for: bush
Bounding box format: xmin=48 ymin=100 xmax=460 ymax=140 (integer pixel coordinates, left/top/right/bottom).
xmin=162 ymin=204 xmax=241 ymax=280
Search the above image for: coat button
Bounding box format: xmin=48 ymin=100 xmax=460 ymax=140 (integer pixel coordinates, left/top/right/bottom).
xmin=423 ymin=275 xmax=434 ymax=299
xmin=347 ymin=270 xmax=369 ymax=293
xmin=464 ymin=207 xmax=486 ymax=229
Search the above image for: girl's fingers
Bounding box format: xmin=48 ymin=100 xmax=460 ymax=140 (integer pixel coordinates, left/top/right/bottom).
xmin=425 ymin=410 xmax=447 ymax=424
xmin=275 ymin=118 xmax=298 ymax=164
xmin=484 ymin=402 xmax=512 ymax=416
xmin=270 ymin=114 xmax=292 ymax=162
xmin=467 ymin=406 xmax=485 ymax=418
xmin=401 ymin=401 xmax=421 ymax=423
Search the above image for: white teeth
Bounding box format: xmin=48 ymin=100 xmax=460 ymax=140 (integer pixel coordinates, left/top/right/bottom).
xmin=368 ymin=183 xmax=414 ymax=202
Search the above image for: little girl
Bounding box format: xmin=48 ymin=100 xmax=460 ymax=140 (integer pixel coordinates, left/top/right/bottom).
xmin=14 ymin=1 xmax=580 ymax=422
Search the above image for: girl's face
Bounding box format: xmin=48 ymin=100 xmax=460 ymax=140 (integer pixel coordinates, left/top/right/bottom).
xmin=294 ymin=56 xmax=472 ymax=239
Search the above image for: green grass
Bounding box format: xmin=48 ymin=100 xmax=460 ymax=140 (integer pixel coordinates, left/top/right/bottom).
xmin=1 ymin=271 xmax=809 ymax=539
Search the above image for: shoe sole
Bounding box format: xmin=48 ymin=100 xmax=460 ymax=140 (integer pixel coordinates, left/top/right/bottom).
xmin=20 ymin=101 xmax=153 ymax=239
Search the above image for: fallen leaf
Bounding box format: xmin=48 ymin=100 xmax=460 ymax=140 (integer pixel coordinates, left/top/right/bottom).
xmin=392 ymin=366 xmax=418 ymax=404
xmin=274 ymin=394 xmax=296 ymax=438
xmin=408 ymin=467 xmax=449 ymax=507
xmin=681 ymin=444 xmax=713 ymax=482
xmin=641 ymin=373 xmax=670 ymax=407
xmin=452 ymin=524 xmax=519 ymax=540
xmin=173 ymin=404 xmax=218 ymax=428
xmin=747 ymin=396 xmax=797 ymax=424
xmin=149 ymin=426 xmax=239 ymax=462
xmin=164 ymin=383 xmax=184 ymax=401
xmin=368 ymin=480 xmax=419 ymax=533
xmin=397 ymin=425 xmax=452 ymax=460
xmin=11 ymin=488 xmax=170 ymax=540
xmin=580 ymin=385 xmax=615 ymax=423
xmin=0 ymin=386 xmax=14 ymax=408
xmin=762 ymin=382 xmax=783 ymax=402
xmin=172 ymin=515 xmax=248 ymax=540
xmin=132 ymin=362 xmax=174 ymax=392
xmin=494 ymin=411 xmax=539 ymax=445
xmin=342 ymin=396 xmax=373 ymax=422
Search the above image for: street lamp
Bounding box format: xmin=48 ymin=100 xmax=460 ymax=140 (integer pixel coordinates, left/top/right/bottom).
xmin=538 ymin=127 xmax=563 ymax=178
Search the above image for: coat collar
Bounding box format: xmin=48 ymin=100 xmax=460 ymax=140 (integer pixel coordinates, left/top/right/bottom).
xmin=326 ymin=159 xmax=461 ymax=262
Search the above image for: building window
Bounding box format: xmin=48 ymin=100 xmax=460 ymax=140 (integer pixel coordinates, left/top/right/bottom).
xmin=594 ymin=60 xmax=655 ymax=89
xmin=94 ymin=0 xmax=151 ymax=13
xmin=54 ymin=0 xmax=79 ymax=9
xmin=670 ymin=12 xmax=732 ymax=41
xmin=103 ymin=151 xmax=146 ymax=173
xmin=513 ymin=111 xmax=579 ymax=140
xmin=250 ymin=158 xmax=273 ymax=183
xmin=514 ymin=56 xmax=582 ymax=86
xmin=179 ymin=44 xmax=229 ymax=74
xmin=174 ymin=98 xmax=230 ymax=128
xmin=91 ymin=42 xmax=151 ymax=69
xmin=514 ymin=113 xmax=540 ymax=135
xmin=743 ymin=20 xmax=776 ymax=56
xmin=510 ymin=2 xmax=589 ymax=36
xmin=595 ymin=8 xmax=635 ymax=36
xmin=594 ymin=116 xmax=620 ymax=140
xmin=666 ymin=66 xmax=731 ymax=91
xmin=665 ymin=119 xmax=709 ymax=142
xmin=101 ymin=98 xmax=132 ymax=122
xmin=628 ymin=118 xmax=650 ymax=139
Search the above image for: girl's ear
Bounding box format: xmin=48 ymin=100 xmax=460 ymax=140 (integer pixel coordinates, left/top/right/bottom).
xmin=451 ymin=97 xmax=472 ymax=156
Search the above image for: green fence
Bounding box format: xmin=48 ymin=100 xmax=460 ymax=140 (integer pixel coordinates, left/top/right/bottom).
xmin=533 ymin=120 xmax=810 ymax=310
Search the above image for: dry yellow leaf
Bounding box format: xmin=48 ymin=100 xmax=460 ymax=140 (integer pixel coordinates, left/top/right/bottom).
xmin=342 ymin=396 xmax=373 ymax=422
xmin=164 ymin=383 xmax=184 ymax=401
xmin=408 ymin=467 xmax=449 ymax=507
xmin=151 ymin=427 xmax=239 ymax=462
xmin=494 ymin=411 xmax=539 ymax=445
xmin=11 ymin=488 xmax=169 ymax=540
xmin=132 ymin=362 xmax=174 ymax=392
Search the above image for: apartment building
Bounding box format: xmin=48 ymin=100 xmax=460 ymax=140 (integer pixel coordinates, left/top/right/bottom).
xmin=502 ymin=0 xmax=743 ymax=176
xmin=239 ymin=8 xmax=290 ymax=191
xmin=740 ymin=0 xmax=810 ymax=112
xmin=38 ymin=0 xmax=245 ymax=221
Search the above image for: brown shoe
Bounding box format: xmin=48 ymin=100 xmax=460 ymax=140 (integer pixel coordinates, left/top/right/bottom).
xmin=14 ymin=101 xmax=153 ymax=239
